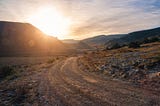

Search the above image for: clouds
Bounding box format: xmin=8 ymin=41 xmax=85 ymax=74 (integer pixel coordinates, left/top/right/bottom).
xmin=0 ymin=0 xmax=38 ymax=21
xmin=0 ymin=0 xmax=160 ymax=39
xmin=65 ymin=0 xmax=160 ymax=39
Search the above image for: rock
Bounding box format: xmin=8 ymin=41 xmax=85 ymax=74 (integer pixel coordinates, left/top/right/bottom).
xmin=128 ymin=70 xmax=135 ymax=76
xmin=149 ymin=72 xmax=160 ymax=79
xmin=157 ymin=72 xmax=160 ymax=77
xmin=122 ymin=74 xmax=127 ymax=78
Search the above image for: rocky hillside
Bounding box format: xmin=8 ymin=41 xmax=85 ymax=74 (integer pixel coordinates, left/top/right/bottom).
xmin=80 ymin=42 xmax=160 ymax=91
xmin=82 ymin=34 xmax=126 ymax=46
xmin=106 ymin=27 xmax=160 ymax=49
xmin=0 ymin=21 xmax=68 ymax=56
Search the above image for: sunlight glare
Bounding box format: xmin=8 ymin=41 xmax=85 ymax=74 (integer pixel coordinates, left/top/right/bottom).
xmin=27 ymin=7 xmax=71 ymax=39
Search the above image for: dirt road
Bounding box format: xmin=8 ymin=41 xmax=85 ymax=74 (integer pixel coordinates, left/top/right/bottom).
xmin=30 ymin=57 xmax=159 ymax=106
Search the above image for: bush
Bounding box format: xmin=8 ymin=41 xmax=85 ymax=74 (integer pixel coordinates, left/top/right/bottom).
xmin=0 ymin=66 xmax=14 ymax=80
xmin=128 ymin=42 xmax=140 ymax=48
xmin=106 ymin=43 xmax=121 ymax=50
xmin=149 ymin=37 xmax=159 ymax=42
xmin=47 ymin=58 xmax=55 ymax=64
xmin=143 ymin=36 xmax=160 ymax=44
xmin=155 ymin=54 xmax=160 ymax=62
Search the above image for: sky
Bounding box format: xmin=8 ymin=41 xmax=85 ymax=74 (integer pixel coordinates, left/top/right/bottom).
xmin=0 ymin=0 xmax=160 ymax=39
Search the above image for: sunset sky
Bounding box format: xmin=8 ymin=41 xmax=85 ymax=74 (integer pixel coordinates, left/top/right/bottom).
xmin=0 ymin=0 xmax=160 ymax=39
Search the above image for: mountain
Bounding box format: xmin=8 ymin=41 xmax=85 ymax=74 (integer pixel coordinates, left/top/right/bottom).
xmin=61 ymin=34 xmax=126 ymax=50
xmin=0 ymin=21 xmax=68 ymax=56
xmin=63 ymin=41 xmax=93 ymax=50
xmin=61 ymin=39 xmax=93 ymax=50
xmin=105 ymin=27 xmax=160 ymax=49
xmin=82 ymin=34 xmax=126 ymax=46
xmin=61 ymin=39 xmax=79 ymax=44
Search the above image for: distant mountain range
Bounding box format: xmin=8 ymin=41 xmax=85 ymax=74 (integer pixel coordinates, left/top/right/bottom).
xmin=105 ymin=27 xmax=160 ymax=49
xmin=0 ymin=21 xmax=159 ymax=56
xmin=62 ymin=34 xmax=126 ymax=49
xmin=56 ymin=27 xmax=160 ymax=50
xmin=62 ymin=39 xmax=79 ymax=44
xmin=65 ymin=41 xmax=93 ymax=50
xmin=82 ymin=34 xmax=126 ymax=46
xmin=0 ymin=21 xmax=68 ymax=56
xmin=62 ymin=39 xmax=93 ymax=50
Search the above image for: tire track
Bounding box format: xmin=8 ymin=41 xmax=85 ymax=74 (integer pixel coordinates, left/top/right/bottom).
xmin=36 ymin=57 xmax=160 ymax=106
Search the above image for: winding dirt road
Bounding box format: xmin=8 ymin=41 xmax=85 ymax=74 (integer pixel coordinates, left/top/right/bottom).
xmin=34 ymin=57 xmax=160 ymax=106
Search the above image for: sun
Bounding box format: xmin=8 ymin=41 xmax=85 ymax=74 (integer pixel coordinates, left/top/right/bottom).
xmin=27 ymin=7 xmax=71 ymax=39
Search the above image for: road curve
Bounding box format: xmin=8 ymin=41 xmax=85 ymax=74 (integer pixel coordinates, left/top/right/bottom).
xmin=36 ymin=57 xmax=160 ymax=106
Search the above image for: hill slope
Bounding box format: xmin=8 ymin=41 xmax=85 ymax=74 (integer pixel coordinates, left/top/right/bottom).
xmin=105 ymin=27 xmax=160 ymax=49
xmin=82 ymin=34 xmax=126 ymax=46
xmin=61 ymin=39 xmax=79 ymax=44
xmin=0 ymin=21 xmax=67 ymax=56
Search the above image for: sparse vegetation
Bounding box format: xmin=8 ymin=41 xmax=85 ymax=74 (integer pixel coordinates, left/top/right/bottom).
xmin=154 ymin=54 xmax=160 ymax=62
xmin=0 ymin=42 xmax=160 ymax=105
xmin=128 ymin=42 xmax=140 ymax=48
xmin=0 ymin=66 xmax=15 ymax=80
xmin=143 ymin=36 xmax=160 ymax=44
xmin=106 ymin=43 xmax=121 ymax=50
xmin=47 ymin=58 xmax=55 ymax=64
xmin=81 ymin=42 xmax=160 ymax=91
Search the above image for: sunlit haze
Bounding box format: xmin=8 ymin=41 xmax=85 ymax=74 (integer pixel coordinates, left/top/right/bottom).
xmin=27 ymin=7 xmax=72 ymax=39
xmin=0 ymin=0 xmax=160 ymax=39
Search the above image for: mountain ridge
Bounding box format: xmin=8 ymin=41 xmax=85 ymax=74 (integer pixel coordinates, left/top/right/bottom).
xmin=0 ymin=21 xmax=68 ymax=56
xmin=81 ymin=34 xmax=126 ymax=47
xmin=105 ymin=27 xmax=160 ymax=49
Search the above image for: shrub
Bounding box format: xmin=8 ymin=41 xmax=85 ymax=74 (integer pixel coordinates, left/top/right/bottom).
xmin=106 ymin=43 xmax=121 ymax=50
xmin=128 ymin=42 xmax=140 ymax=48
xmin=149 ymin=37 xmax=159 ymax=42
xmin=0 ymin=66 xmax=14 ymax=80
xmin=143 ymin=36 xmax=160 ymax=44
xmin=47 ymin=58 xmax=55 ymax=64
xmin=155 ymin=54 xmax=160 ymax=62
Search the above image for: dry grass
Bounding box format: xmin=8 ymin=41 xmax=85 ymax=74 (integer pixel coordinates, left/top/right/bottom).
xmin=80 ymin=42 xmax=160 ymax=91
xmin=0 ymin=55 xmax=68 ymax=105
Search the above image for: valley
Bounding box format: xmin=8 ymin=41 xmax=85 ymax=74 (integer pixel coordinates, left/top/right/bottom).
xmin=0 ymin=21 xmax=160 ymax=106
xmin=0 ymin=42 xmax=160 ymax=106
